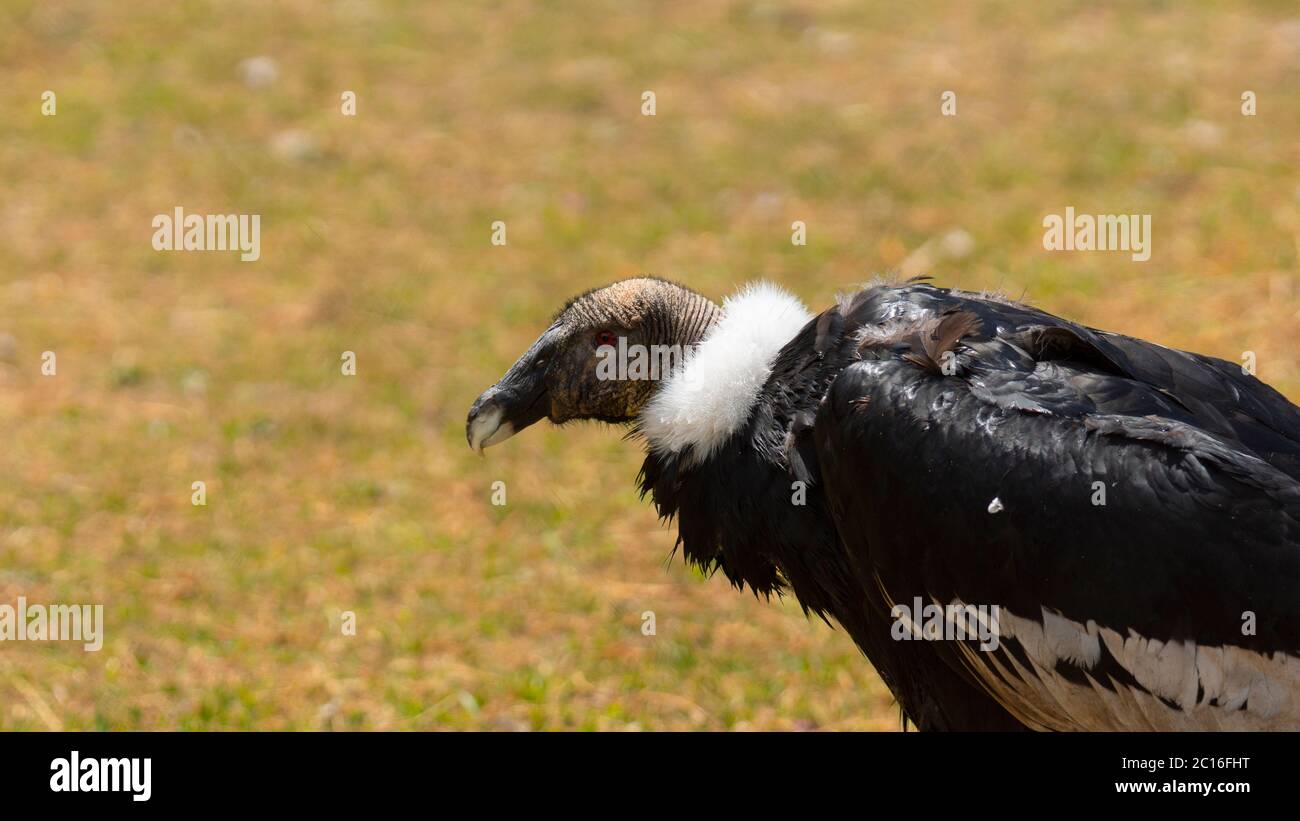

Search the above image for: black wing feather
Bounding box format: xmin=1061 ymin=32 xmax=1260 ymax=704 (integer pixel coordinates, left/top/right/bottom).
xmin=812 ymin=282 xmax=1300 ymax=729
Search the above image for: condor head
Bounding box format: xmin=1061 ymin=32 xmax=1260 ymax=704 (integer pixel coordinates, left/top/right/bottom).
xmin=466 ymin=277 xmax=719 ymax=453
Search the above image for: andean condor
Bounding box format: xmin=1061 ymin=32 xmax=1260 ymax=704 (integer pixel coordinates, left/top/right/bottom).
xmin=466 ymin=276 xmax=1300 ymax=731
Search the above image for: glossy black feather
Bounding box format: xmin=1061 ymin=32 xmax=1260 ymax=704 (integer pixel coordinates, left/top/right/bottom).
xmin=815 ymin=283 xmax=1300 ymax=728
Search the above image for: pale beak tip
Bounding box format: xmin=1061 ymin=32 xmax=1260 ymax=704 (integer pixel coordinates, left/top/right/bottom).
xmin=467 ymin=402 xmax=510 ymax=455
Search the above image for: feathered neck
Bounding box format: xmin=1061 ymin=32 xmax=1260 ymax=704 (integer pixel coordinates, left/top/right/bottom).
xmin=639 ymin=282 xmax=812 ymax=464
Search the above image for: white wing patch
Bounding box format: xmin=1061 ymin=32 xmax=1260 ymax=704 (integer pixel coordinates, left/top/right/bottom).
xmin=949 ymin=601 xmax=1300 ymax=731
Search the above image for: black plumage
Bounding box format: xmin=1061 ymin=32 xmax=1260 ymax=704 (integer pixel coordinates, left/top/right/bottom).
xmin=639 ymin=279 xmax=1300 ymax=730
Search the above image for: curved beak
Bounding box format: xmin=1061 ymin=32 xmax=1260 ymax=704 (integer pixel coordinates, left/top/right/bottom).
xmin=467 ymin=331 xmax=554 ymax=454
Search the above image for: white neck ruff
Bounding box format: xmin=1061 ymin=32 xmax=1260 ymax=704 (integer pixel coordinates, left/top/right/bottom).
xmin=640 ymin=282 xmax=813 ymax=464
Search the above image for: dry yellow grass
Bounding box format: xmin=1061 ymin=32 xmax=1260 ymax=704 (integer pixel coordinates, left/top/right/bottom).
xmin=0 ymin=0 xmax=1296 ymax=729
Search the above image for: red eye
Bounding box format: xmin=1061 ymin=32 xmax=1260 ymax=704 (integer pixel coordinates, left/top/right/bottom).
xmin=595 ymin=330 xmax=618 ymax=348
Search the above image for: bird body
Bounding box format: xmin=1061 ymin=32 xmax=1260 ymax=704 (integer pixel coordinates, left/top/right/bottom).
xmin=468 ymin=277 xmax=1300 ymax=730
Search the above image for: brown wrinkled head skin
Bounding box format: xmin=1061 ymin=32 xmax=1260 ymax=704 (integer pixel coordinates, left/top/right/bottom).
xmin=546 ymin=277 xmax=719 ymax=423
xmin=467 ymin=277 xmax=720 ymax=452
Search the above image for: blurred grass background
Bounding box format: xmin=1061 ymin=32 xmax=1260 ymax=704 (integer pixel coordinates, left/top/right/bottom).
xmin=0 ymin=0 xmax=1297 ymax=730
